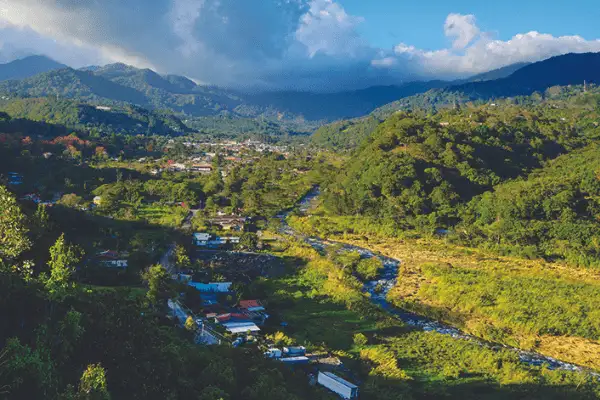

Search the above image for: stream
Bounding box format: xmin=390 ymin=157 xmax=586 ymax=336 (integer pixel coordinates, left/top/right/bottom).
xmin=278 ymin=187 xmax=596 ymax=375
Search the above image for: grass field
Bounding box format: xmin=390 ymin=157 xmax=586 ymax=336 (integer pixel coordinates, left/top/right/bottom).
xmin=255 ymin=241 xmax=600 ymax=399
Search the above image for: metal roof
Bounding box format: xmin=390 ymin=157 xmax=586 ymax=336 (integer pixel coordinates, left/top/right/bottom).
xmin=321 ymin=372 xmax=358 ymax=389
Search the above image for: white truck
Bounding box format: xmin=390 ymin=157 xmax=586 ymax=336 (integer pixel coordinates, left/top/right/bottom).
xmin=317 ymin=371 xmax=358 ymax=399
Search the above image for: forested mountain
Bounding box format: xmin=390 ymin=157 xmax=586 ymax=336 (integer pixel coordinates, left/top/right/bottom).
xmin=0 ymin=63 xmax=447 ymax=121
xmin=0 ymin=55 xmax=66 ymax=82
xmin=320 ymin=87 xmax=600 ymax=264
xmin=0 ymin=97 xmax=191 ymax=137
xmin=458 ymin=62 xmax=530 ymax=83
xmin=314 ymin=53 xmax=600 ymax=150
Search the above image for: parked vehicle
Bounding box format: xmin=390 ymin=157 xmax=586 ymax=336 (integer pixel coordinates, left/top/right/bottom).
xmin=317 ymin=371 xmax=358 ymax=399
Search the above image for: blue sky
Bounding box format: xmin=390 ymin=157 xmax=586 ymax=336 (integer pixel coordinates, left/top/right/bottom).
xmin=343 ymin=1 xmax=600 ymax=50
xmin=0 ymin=0 xmax=598 ymax=90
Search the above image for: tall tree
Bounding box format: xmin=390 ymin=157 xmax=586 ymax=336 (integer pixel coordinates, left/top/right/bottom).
xmin=78 ymin=364 xmax=110 ymax=400
xmin=0 ymin=185 xmax=31 ymax=263
xmin=45 ymin=234 xmax=81 ymax=300
xmin=141 ymin=264 xmax=173 ymax=307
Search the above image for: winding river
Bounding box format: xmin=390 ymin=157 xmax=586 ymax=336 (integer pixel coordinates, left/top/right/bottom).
xmin=279 ymin=187 xmax=596 ymax=375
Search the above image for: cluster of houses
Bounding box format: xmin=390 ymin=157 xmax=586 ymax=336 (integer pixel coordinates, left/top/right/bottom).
xmin=181 ymin=278 xmax=268 ymax=336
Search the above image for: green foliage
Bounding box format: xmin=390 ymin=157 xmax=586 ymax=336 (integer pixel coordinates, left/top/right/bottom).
xmin=355 ymin=258 xmax=383 ymax=281
xmin=0 ymin=185 xmax=31 ymax=262
xmin=173 ymin=245 xmax=191 ymax=270
xmin=141 ymin=264 xmax=173 ymax=306
xmin=78 ymin=364 xmax=110 ymax=400
xmin=45 ymin=234 xmax=82 ymax=300
xmin=239 ymin=232 xmax=259 ymax=251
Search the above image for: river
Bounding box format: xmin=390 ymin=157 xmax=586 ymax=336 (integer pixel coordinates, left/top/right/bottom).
xmin=278 ymin=187 xmax=596 ymax=375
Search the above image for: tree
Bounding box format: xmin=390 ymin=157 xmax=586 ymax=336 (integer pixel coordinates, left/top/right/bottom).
xmin=174 ymin=245 xmax=191 ymax=270
xmin=353 ymin=333 xmax=368 ymax=347
xmin=58 ymin=194 xmax=85 ymax=209
xmin=0 ymin=185 xmax=31 ymax=263
xmin=141 ymin=264 xmax=173 ymax=306
xmin=239 ymin=233 xmax=259 ymax=252
xmin=45 ymin=234 xmax=82 ymax=300
xmin=355 ymin=258 xmax=383 ymax=281
xmin=32 ymin=204 xmax=50 ymax=239
xmin=78 ymin=364 xmax=110 ymax=400
xmin=184 ymin=316 xmax=197 ymax=332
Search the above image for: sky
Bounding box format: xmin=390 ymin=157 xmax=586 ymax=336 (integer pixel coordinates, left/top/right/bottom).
xmin=0 ymin=0 xmax=599 ymax=91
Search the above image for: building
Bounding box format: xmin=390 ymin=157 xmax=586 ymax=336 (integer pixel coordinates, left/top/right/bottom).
xmin=193 ymin=233 xmax=240 ymax=247
xmin=317 ymin=372 xmax=359 ymax=399
xmin=188 ymin=282 xmax=232 ymax=293
xmin=96 ymin=250 xmax=128 ymax=268
xmin=208 ymin=216 xmax=246 ymax=231
xmin=239 ymin=300 xmax=265 ymax=312
xmin=93 ymin=196 xmax=103 ymax=206
xmin=191 ymin=164 xmax=213 ymax=174
xmin=193 ymin=233 xmax=211 ymax=246
xmin=221 ymin=321 xmax=261 ymax=335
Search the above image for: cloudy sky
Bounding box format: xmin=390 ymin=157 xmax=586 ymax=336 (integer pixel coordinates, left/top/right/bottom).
xmin=0 ymin=0 xmax=599 ymax=91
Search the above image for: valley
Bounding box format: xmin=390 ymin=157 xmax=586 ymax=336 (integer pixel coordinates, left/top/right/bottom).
xmin=2 ymin=50 xmax=600 ymax=400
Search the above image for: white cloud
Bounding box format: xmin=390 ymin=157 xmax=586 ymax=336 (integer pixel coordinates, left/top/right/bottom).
xmin=444 ymin=13 xmax=479 ymax=50
xmin=0 ymin=3 xmax=599 ymax=90
xmin=295 ymin=0 xmax=365 ymax=58
xmin=385 ymin=13 xmax=600 ymax=79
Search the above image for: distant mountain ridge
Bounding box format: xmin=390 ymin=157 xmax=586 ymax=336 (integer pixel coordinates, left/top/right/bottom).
xmin=313 ymin=52 xmax=600 ymax=149
xmin=0 ymin=55 xmax=529 ymax=122
xmin=0 ymin=55 xmax=66 ymax=82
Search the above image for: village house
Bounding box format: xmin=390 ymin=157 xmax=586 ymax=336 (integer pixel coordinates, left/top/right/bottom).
xmin=208 ymin=216 xmax=247 ymax=231
xmin=191 ymin=164 xmax=213 ymax=174
xmin=193 ymin=233 xmax=211 ymax=246
xmin=96 ymin=250 xmax=129 ymax=268
xmin=188 ymin=282 xmax=233 ymax=293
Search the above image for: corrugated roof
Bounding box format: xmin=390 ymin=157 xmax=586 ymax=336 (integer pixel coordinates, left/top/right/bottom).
xmin=321 ymin=372 xmax=358 ymax=389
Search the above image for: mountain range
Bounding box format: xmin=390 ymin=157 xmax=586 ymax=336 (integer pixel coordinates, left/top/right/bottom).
xmin=0 ymin=52 xmax=598 ymax=135
xmin=0 ymin=55 xmax=527 ymax=122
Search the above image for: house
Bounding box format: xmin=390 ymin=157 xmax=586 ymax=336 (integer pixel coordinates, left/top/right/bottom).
xmin=221 ymin=321 xmax=261 ymax=334
xmin=191 ymin=164 xmax=213 ymax=174
xmin=239 ymin=300 xmax=265 ymax=312
xmin=93 ymin=196 xmax=102 ymax=206
xmin=188 ymin=282 xmax=232 ymax=293
xmin=193 ymin=233 xmax=211 ymax=246
xmin=209 ymin=216 xmax=247 ymax=231
xmin=96 ymin=250 xmax=128 ymax=268
xmin=221 ymin=236 xmax=240 ymax=245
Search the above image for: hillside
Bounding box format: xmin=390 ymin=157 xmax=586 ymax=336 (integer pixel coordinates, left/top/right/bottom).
xmin=0 ymin=55 xmax=66 ymax=82
xmin=320 ymin=88 xmax=600 ymax=233
xmin=313 ymin=53 xmax=600 ymax=150
xmin=0 ymin=63 xmax=448 ymax=122
xmin=0 ymin=97 xmax=191 ymax=136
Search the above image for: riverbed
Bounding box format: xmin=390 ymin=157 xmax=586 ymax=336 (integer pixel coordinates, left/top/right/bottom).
xmin=279 ymin=188 xmax=597 ymax=375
